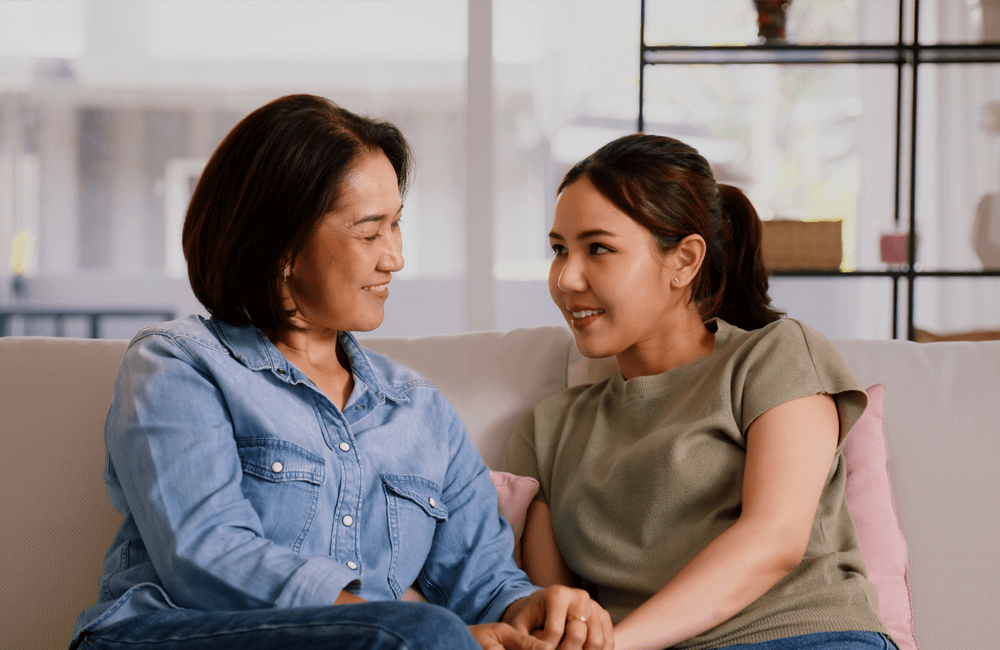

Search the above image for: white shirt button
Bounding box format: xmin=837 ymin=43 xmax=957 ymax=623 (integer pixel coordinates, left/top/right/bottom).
xmin=342 ymin=515 xmax=354 ymax=527
xmin=270 ymin=461 xmax=283 ymax=473
xmin=428 ymin=497 xmax=436 ymax=508
xmin=347 ymin=561 xmax=358 ymax=570
xmin=339 ymin=442 xmax=351 ymax=452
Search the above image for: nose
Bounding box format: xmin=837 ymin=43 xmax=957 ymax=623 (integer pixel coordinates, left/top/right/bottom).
xmin=379 ymin=229 xmax=404 ymax=273
xmin=555 ymin=252 xmax=587 ymax=293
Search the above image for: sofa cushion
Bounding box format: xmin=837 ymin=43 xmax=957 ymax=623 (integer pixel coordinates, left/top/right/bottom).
xmin=844 ymin=384 xmax=917 ymax=650
xmin=0 ymin=337 xmax=128 ymax=650
xmin=490 ymin=470 xmax=540 ymax=565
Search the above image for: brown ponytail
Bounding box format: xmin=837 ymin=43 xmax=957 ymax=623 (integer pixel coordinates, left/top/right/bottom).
xmin=713 ymin=184 xmax=784 ymax=330
xmin=558 ymin=133 xmax=784 ymax=331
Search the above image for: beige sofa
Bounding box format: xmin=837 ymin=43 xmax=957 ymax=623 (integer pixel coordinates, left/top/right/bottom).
xmin=3 ymin=326 xmax=999 ymax=650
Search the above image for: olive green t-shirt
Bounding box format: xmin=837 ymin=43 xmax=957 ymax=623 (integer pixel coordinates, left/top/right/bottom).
xmin=506 ymin=318 xmax=891 ymax=649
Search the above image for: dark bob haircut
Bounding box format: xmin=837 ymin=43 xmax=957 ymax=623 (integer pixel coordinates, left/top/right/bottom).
xmin=182 ymin=94 xmax=412 ymax=330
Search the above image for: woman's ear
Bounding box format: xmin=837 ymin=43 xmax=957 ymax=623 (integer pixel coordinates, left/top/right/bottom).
xmin=670 ymin=234 xmax=706 ymax=287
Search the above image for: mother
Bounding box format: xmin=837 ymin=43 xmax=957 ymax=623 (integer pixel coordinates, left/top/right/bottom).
xmin=69 ymin=95 xmax=611 ymax=650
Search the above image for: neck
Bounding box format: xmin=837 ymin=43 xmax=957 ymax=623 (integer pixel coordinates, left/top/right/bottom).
xmin=264 ymin=323 xmax=355 ymax=410
xmin=615 ymin=307 xmax=715 ymax=380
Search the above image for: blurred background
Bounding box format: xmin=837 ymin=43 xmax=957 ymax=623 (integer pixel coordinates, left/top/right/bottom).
xmin=1 ymin=0 xmax=999 ymax=340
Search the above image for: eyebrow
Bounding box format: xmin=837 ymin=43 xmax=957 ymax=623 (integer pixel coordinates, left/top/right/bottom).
xmin=353 ymin=204 xmax=403 ymax=227
xmin=548 ymin=229 xmax=618 ymax=241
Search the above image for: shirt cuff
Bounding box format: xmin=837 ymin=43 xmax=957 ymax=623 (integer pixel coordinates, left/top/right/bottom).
xmin=274 ymin=556 xmax=362 ymax=608
xmin=483 ymin=584 xmax=543 ymax=624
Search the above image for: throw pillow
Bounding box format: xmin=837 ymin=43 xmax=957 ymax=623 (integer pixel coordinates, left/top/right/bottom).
xmin=844 ymin=383 xmax=918 ymax=650
xmin=490 ymin=469 xmax=540 ymax=566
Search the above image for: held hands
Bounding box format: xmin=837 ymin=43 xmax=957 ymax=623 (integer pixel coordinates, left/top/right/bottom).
xmin=469 ymin=623 xmax=553 ymax=650
xmin=501 ymin=585 xmax=614 ymax=650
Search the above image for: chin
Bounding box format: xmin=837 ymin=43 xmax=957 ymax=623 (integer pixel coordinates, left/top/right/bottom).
xmin=570 ymin=331 xmax=618 ymax=360
xmin=342 ymin=308 xmax=385 ymax=333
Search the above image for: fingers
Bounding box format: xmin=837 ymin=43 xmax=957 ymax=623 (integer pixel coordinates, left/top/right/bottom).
xmin=556 ymin=616 xmax=589 ymax=650
xmin=556 ymin=592 xmax=615 ymax=650
xmin=509 ymin=586 xmax=614 ymax=650
xmin=582 ymin=602 xmax=614 ymax=650
xmin=470 ymin=623 xmax=555 ymax=650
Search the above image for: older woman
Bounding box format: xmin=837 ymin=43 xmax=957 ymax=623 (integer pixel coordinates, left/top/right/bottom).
xmin=70 ymin=95 xmax=611 ymax=650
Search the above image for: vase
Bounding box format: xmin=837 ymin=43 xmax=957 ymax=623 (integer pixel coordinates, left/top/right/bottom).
xmin=972 ymin=193 xmax=1000 ymax=269
xmin=754 ymin=0 xmax=793 ymax=44
xmin=879 ymin=231 xmax=917 ymax=269
xmin=981 ymin=0 xmax=1000 ymax=42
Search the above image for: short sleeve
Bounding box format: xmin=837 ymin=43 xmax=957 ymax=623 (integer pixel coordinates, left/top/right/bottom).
xmin=737 ymin=319 xmax=868 ymax=447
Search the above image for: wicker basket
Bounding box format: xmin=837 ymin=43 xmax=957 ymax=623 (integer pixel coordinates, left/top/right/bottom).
xmin=761 ymin=219 xmax=843 ymax=270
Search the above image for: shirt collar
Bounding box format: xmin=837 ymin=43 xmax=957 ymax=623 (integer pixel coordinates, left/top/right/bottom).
xmin=207 ymin=317 xmax=407 ymax=403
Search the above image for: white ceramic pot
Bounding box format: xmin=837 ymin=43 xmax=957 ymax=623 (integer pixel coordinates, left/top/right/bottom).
xmin=981 ymin=0 xmax=1000 ymax=42
xmin=972 ymin=193 xmax=1000 ymax=269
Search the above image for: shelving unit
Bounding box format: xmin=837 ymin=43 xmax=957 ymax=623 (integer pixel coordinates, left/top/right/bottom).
xmin=638 ymin=0 xmax=1000 ymax=340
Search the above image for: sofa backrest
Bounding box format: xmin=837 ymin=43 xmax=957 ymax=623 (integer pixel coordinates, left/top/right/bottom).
xmin=1 ymin=337 xmax=129 ymax=650
xmin=3 ymin=329 xmax=999 ymax=650
xmin=832 ymin=337 xmax=1000 ymax=650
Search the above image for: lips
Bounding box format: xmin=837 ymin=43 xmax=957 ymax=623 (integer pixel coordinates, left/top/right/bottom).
xmin=567 ymin=306 xmax=604 ymax=330
xmin=362 ymin=281 xmax=390 ymax=295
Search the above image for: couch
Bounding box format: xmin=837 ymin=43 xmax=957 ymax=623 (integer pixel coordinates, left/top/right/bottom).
xmin=3 ymin=326 xmax=999 ymax=650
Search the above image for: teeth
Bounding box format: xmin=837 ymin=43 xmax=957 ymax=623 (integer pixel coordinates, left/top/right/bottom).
xmin=363 ymin=284 xmax=388 ymax=292
xmin=572 ymin=309 xmax=603 ymax=318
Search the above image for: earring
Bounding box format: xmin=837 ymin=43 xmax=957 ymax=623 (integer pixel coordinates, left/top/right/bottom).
xmin=283 ymin=267 xmax=289 ymax=282
xmin=673 ymin=278 xmax=680 ymax=283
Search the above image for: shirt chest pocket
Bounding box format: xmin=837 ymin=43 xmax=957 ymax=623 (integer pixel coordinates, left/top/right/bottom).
xmin=237 ymin=438 xmax=325 ymax=552
xmin=381 ymin=473 xmax=448 ymax=597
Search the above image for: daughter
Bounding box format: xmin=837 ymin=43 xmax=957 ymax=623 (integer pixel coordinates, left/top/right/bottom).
xmin=507 ymin=134 xmax=895 ymax=650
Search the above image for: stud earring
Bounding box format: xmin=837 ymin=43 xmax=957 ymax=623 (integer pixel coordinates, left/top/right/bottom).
xmin=673 ymin=278 xmax=680 ymax=283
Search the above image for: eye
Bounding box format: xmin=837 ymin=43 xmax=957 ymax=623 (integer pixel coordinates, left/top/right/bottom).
xmin=364 ymin=233 xmax=380 ymax=242
xmin=392 ymin=219 xmax=402 ymax=230
xmin=590 ymin=243 xmax=613 ymax=255
xmin=550 ymin=243 xmax=567 ymax=255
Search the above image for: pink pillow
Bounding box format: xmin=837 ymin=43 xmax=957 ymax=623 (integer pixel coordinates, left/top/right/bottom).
xmin=844 ymin=384 xmax=918 ymax=650
xmin=489 ymin=469 xmax=540 ymax=566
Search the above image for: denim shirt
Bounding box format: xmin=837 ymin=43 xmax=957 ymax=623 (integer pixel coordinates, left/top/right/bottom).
xmin=72 ymin=315 xmax=537 ymax=644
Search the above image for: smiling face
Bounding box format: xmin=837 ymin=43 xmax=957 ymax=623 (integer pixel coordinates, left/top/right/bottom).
xmin=548 ymin=177 xmax=686 ymax=361
xmin=286 ymin=150 xmax=403 ymax=333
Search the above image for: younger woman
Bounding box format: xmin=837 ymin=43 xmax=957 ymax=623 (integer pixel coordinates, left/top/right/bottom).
xmin=507 ymin=134 xmax=895 ymax=650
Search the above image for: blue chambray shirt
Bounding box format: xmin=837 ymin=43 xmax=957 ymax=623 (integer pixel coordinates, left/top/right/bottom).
xmin=72 ymin=315 xmax=538 ymax=644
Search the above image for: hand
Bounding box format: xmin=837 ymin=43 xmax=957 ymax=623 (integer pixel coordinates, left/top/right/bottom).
xmin=470 ymin=623 xmax=553 ymax=650
xmin=504 ymin=586 xmax=614 ymax=650
xmin=334 ymin=590 xmax=366 ymax=604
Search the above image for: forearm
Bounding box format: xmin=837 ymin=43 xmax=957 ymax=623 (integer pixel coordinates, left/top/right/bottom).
xmin=521 ymin=500 xmax=578 ymax=588
xmin=613 ymin=520 xmax=799 ymax=650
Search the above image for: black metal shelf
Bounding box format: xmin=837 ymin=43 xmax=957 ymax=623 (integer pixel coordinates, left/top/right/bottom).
xmin=769 ymin=270 xmax=1000 ymax=278
xmin=639 ymin=0 xmax=996 ymax=340
xmin=643 ymin=43 xmax=1000 ymax=66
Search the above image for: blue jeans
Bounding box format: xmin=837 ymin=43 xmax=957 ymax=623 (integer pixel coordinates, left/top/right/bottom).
xmin=72 ymin=601 xmax=482 ymax=650
xmin=720 ymin=631 xmax=895 ymax=649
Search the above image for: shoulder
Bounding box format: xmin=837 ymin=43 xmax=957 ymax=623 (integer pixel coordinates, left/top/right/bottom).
xmin=351 ymin=344 xmax=437 ymax=396
xmin=738 ymin=318 xmax=845 ymax=370
xmin=124 ymin=314 xmax=228 ymax=363
xmin=720 ymin=317 xmax=827 ymax=366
